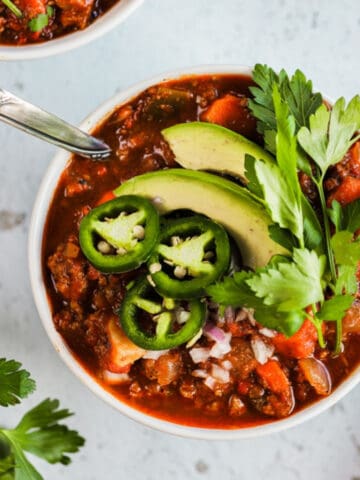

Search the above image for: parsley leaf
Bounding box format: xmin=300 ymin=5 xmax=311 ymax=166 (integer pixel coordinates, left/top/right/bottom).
xmin=298 ymin=96 xmax=360 ymax=176
xmin=327 ymin=200 xmax=343 ymax=232
xmin=0 ymin=359 xmax=36 ymax=407
xmin=249 ymin=64 xmax=322 ymax=152
xmin=1 ymin=399 xmax=85 ymax=479
xmin=317 ymin=295 xmax=354 ymax=322
xmin=331 ymin=231 xmax=360 ymax=265
xmin=343 ymin=199 xmax=360 ymax=233
xmin=206 ymin=271 xmax=305 ymax=336
xmin=335 ymin=264 xmax=358 ymax=295
xmin=246 ymin=248 xmax=325 ymax=311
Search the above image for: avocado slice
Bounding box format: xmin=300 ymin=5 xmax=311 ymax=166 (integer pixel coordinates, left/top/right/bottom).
xmin=114 ymin=169 xmax=287 ymax=269
xmin=162 ymin=122 xmax=324 ymax=252
xmin=162 ymin=122 xmax=273 ymax=182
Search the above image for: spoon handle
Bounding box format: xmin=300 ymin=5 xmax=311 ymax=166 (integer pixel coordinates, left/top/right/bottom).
xmin=0 ymin=88 xmax=111 ymax=160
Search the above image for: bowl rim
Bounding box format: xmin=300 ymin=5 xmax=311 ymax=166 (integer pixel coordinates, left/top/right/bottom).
xmin=28 ymin=64 xmax=360 ymax=440
xmin=0 ymin=0 xmax=144 ymax=61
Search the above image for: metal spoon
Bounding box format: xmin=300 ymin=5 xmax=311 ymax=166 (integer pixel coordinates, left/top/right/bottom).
xmin=0 ymin=88 xmax=111 ymax=160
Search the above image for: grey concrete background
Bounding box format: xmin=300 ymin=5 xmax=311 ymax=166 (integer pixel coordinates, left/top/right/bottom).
xmin=0 ymin=0 xmax=360 ymax=478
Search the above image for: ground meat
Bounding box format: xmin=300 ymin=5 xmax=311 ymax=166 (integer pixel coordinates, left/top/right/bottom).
xmin=224 ymin=338 xmax=258 ymax=379
xmin=47 ymin=236 xmax=88 ymax=302
xmin=228 ymin=394 xmax=246 ymax=417
xmin=142 ymin=351 xmax=183 ymax=386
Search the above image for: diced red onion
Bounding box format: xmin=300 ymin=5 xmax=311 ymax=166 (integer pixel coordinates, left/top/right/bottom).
xmin=204 ymin=323 xmax=226 ymax=342
xmin=189 ymin=347 xmax=211 ymax=363
xmin=251 ymin=337 xmax=275 ymax=364
xmin=175 ymin=308 xmax=191 ymax=325
xmin=259 ymin=327 xmax=277 ymax=338
xmin=211 ymin=364 xmax=230 ymax=383
xmin=298 ymin=357 xmax=332 ymax=396
xmin=224 ymin=306 xmax=235 ymax=322
xmin=192 ymin=369 xmax=208 ymax=379
xmin=246 ymin=308 xmax=256 ymax=326
xmin=143 ymin=350 xmax=169 ymax=360
xmin=209 ymin=332 xmax=232 ymax=359
xmin=103 ymin=370 xmax=131 ymax=385
xmin=221 ymin=360 xmax=232 ymax=371
xmin=204 ymin=376 xmax=217 ymax=391
xmin=235 ymin=309 xmax=248 ymax=322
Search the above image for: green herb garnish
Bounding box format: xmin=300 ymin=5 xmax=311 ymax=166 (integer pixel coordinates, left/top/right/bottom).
xmin=208 ymin=64 xmax=360 ymax=354
xmin=1 ymin=0 xmax=22 ymax=18
xmin=0 ymin=359 xmax=84 ymax=479
xmin=28 ymin=6 xmax=54 ymax=32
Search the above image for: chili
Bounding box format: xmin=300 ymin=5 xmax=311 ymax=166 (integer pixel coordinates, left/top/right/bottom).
xmin=147 ymin=215 xmax=231 ymax=299
xmin=79 ymin=195 xmax=159 ymax=273
xmin=120 ymin=276 xmax=206 ymax=350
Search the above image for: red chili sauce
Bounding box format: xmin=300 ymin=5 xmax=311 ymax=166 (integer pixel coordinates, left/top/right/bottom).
xmin=42 ymin=74 xmax=360 ymax=429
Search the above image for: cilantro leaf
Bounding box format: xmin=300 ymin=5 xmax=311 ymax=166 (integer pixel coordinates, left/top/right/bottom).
xmin=343 ymin=199 xmax=360 ymax=233
xmin=246 ymin=248 xmax=325 ymax=311
xmin=252 ymin=158 xmax=304 ymax=242
xmin=331 ymin=231 xmax=360 ymax=265
xmin=282 ymin=69 xmax=323 ymax=130
xmin=206 ymin=271 xmax=263 ymax=309
xmin=206 ymin=271 xmax=306 ymax=336
xmin=249 ymin=64 xmax=322 ymax=153
xmin=301 ymin=194 xmax=324 ymax=250
xmin=244 ymin=154 xmax=264 ymax=199
xmin=254 ymin=308 xmax=306 ymax=337
xmin=317 ymin=295 xmax=354 ymax=322
xmin=0 ymin=359 xmax=36 ymax=407
xmin=335 ymin=264 xmax=358 ymax=295
xmin=298 ymin=96 xmax=360 ymax=176
xmin=1 ymin=399 xmax=85 ymax=480
xmin=327 ymin=200 xmax=343 ymax=232
xmin=12 ymin=399 xmax=85 ymax=465
xmin=268 ymin=224 xmax=297 ymax=251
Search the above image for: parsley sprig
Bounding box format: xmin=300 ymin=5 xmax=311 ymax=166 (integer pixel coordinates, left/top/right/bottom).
xmin=0 ymin=359 xmax=84 ymax=479
xmin=208 ymin=64 xmax=360 ymax=353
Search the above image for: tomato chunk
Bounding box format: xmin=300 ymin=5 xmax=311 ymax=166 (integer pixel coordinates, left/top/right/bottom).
xmin=201 ymin=94 xmax=257 ymax=137
xmin=256 ymin=360 xmax=290 ymax=394
xmin=106 ymin=316 xmax=145 ymax=373
xmin=328 ymin=176 xmax=360 ymax=206
xmin=18 ymin=0 xmax=46 ymax=17
xmin=349 ymin=141 xmax=360 ymax=177
xmin=272 ymin=319 xmax=317 ymax=359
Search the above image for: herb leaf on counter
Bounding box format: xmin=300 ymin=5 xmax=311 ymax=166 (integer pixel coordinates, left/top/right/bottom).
xmin=0 ymin=359 xmax=36 ymax=407
xmin=0 ymin=360 xmax=84 ymax=480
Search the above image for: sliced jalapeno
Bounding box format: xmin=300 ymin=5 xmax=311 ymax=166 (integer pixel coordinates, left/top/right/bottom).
xmin=79 ymin=195 xmax=159 ymax=273
xmin=147 ymin=215 xmax=231 ymax=298
xmin=119 ymin=276 xmax=206 ymax=350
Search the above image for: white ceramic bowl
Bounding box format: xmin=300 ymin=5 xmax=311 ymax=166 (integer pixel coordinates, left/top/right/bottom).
xmin=29 ymin=65 xmax=360 ymax=439
xmin=0 ymin=0 xmax=143 ymax=61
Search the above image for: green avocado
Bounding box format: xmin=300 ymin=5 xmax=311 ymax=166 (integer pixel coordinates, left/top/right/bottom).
xmin=162 ymin=121 xmax=273 ymax=182
xmin=114 ymin=169 xmax=287 ymax=269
